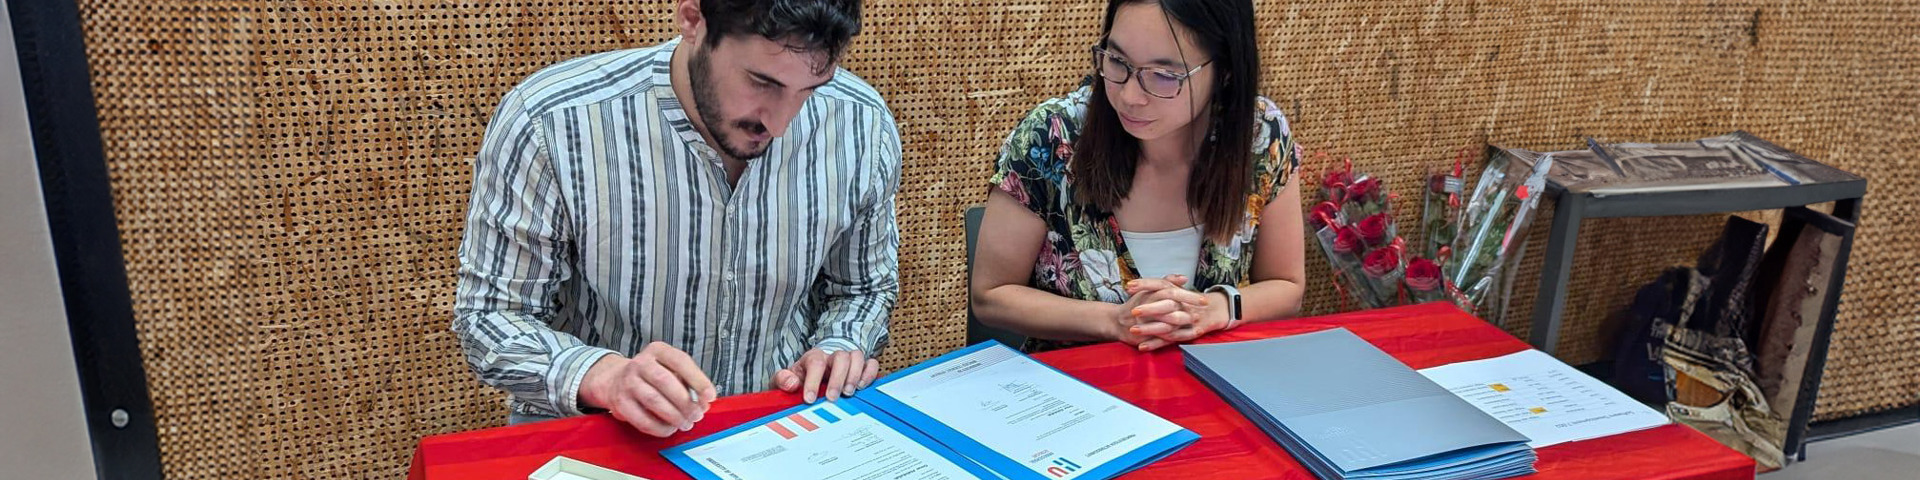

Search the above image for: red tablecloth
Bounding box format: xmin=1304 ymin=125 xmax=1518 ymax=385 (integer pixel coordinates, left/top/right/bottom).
xmin=409 ymin=303 xmax=1754 ymax=479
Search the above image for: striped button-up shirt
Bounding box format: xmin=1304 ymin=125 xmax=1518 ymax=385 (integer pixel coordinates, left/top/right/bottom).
xmin=454 ymin=38 xmax=900 ymax=418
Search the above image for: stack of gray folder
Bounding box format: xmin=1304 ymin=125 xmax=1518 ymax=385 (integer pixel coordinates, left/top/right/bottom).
xmin=1182 ymin=328 xmax=1537 ymax=480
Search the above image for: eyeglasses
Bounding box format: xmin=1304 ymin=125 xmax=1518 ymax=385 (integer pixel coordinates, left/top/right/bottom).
xmin=1091 ymin=45 xmax=1211 ymax=99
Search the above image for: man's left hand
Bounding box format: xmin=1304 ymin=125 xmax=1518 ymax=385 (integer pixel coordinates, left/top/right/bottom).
xmin=773 ymin=348 xmax=880 ymax=403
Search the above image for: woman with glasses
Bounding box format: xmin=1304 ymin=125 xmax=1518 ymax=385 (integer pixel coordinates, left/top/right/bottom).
xmin=970 ymin=0 xmax=1305 ymax=353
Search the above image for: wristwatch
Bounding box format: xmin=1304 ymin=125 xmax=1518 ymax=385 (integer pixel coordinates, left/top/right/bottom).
xmin=1204 ymin=284 xmax=1243 ymax=330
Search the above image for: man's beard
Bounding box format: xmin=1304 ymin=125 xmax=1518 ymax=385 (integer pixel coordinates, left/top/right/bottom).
xmin=689 ymin=47 xmax=771 ymax=161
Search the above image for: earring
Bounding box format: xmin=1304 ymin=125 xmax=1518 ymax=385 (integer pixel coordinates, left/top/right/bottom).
xmin=1207 ymin=105 xmax=1221 ymax=143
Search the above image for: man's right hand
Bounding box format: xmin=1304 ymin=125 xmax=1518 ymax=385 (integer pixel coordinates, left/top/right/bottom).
xmin=579 ymin=341 xmax=717 ymax=437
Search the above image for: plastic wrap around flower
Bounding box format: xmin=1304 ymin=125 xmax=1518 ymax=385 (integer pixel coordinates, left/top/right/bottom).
xmin=1404 ymin=257 xmax=1450 ymax=304
xmin=1360 ymin=245 xmax=1405 ymax=308
xmin=1447 ymin=147 xmax=1554 ymax=315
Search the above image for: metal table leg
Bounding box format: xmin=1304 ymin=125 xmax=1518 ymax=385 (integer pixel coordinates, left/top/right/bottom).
xmin=1789 ymin=196 xmax=1864 ymax=462
xmin=1529 ymin=194 xmax=1587 ymax=354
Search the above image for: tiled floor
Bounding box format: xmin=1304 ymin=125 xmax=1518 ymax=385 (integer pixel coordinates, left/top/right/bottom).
xmin=1762 ymin=422 xmax=1920 ymax=480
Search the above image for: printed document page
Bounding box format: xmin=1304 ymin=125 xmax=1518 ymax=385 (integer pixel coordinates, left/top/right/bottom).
xmin=1418 ymin=349 xmax=1670 ymax=448
xmin=874 ymin=344 xmax=1182 ymax=479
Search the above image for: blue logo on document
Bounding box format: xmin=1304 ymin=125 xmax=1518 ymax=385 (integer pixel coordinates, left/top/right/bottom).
xmin=1045 ymin=457 xmax=1082 ymax=478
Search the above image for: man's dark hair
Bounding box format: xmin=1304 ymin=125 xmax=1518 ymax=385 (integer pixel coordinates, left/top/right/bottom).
xmin=701 ymin=0 xmax=863 ymax=73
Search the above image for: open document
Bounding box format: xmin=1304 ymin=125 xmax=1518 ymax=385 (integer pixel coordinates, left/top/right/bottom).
xmin=664 ymin=342 xmax=1199 ymax=480
xmin=1417 ymin=349 xmax=1670 ymax=448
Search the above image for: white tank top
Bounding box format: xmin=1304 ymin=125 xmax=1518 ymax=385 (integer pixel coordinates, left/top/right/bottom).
xmin=1120 ymin=225 xmax=1204 ymax=280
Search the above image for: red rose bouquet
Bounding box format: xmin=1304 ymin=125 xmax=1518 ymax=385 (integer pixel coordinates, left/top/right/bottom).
xmin=1308 ymin=153 xmax=1458 ymax=309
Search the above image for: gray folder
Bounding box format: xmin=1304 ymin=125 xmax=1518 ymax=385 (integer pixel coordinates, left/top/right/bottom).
xmin=1183 ymin=328 xmax=1535 ymax=480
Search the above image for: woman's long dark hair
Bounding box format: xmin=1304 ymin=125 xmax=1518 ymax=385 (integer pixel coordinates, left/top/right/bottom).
xmin=1071 ymin=0 xmax=1259 ymax=243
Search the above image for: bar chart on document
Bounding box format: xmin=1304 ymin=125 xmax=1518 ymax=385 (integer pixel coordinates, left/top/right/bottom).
xmin=675 ymin=401 xmax=980 ymax=480
xmin=1421 ymin=350 xmax=1670 ymax=448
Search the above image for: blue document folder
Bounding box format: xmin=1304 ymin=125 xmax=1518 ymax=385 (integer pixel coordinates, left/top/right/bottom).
xmin=665 ymin=342 xmax=1199 ymax=480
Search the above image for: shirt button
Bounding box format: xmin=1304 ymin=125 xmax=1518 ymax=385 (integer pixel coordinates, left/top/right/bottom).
xmin=724 ymin=272 xmax=736 ymax=282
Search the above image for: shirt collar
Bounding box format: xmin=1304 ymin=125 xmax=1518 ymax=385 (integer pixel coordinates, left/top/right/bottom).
xmin=651 ymin=37 xmax=717 ymax=154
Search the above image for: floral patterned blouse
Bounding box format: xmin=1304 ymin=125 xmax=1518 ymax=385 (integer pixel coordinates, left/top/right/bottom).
xmin=989 ymin=86 xmax=1302 ymax=352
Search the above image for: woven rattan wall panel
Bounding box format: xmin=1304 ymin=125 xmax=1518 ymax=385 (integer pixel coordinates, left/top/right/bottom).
xmin=76 ymin=1 xmax=1915 ymax=477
